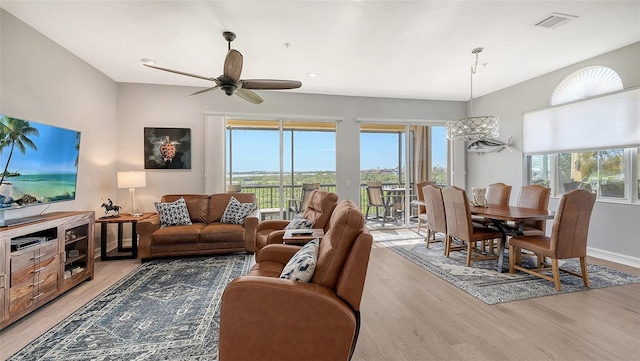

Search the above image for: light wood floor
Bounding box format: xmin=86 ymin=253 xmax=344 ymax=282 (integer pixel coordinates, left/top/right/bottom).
xmin=1 ymin=244 xmax=639 ymax=361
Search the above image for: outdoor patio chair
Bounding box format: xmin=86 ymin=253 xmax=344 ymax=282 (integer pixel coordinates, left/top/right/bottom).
xmin=288 ymin=183 xmax=320 ymax=217
xmin=365 ymin=182 xmax=393 ymax=226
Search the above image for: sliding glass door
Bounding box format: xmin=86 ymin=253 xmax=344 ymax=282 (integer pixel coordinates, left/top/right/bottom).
xmin=360 ymin=122 xmax=448 ymax=227
xmin=226 ymin=119 xmax=336 ymax=219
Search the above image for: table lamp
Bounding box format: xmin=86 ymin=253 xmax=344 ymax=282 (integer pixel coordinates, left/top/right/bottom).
xmin=117 ymin=171 xmax=146 ymax=217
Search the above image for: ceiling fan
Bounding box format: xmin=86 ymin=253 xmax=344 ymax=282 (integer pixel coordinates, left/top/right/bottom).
xmin=143 ymin=31 xmax=302 ymax=104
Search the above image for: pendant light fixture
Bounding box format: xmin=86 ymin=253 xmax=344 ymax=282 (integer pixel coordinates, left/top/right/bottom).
xmin=446 ymin=48 xmax=500 ymax=141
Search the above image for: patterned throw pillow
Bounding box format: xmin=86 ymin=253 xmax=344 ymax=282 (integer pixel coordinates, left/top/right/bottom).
xmin=279 ymin=238 xmax=319 ymax=282
xmin=221 ymin=196 xmax=256 ymax=224
xmin=284 ymin=214 xmax=314 ymax=230
xmin=154 ymin=197 xmax=192 ymax=228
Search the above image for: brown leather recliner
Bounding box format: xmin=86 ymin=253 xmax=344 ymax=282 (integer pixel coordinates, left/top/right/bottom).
xmin=255 ymin=189 xmax=338 ymax=252
xmin=219 ymin=199 xmax=373 ymax=361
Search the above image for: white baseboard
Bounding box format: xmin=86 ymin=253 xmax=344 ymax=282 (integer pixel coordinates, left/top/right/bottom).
xmin=587 ymin=247 xmax=640 ymax=269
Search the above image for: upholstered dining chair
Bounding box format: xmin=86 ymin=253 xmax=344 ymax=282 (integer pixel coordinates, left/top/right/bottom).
xmin=365 ymin=182 xmax=392 ymax=226
xmin=421 ymin=184 xmax=446 ymax=248
xmin=415 ymin=181 xmax=436 ymax=236
xmin=442 ymin=186 xmax=505 ymax=266
xmin=485 ymin=182 xmax=512 ymax=205
xmin=514 ymin=184 xmax=552 ymax=236
xmin=475 ymin=182 xmax=513 ymax=252
xmin=509 ymin=189 xmax=597 ymax=291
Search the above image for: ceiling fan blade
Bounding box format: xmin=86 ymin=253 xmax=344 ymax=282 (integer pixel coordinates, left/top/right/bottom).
xmin=143 ymin=63 xmax=219 ymax=83
xmin=186 ymin=85 xmax=219 ymax=96
xmin=236 ymin=88 xmax=263 ymax=104
xmin=241 ymin=79 xmax=302 ymax=90
xmin=224 ymin=49 xmax=243 ymax=83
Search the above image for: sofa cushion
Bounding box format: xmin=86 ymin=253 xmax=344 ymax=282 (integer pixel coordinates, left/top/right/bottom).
xmin=221 ymin=196 xmax=256 ymax=224
xmin=200 ymin=223 xmax=246 ymax=243
xmin=161 ymin=194 xmax=210 ymax=224
xmin=151 ymin=223 xmax=205 ymax=244
xmin=209 ymin=193 xmax=257 ymax=223
xmin=284 ymin=214 xmax=314 ymax=230
xmin=154 ymin=197 xmax=192 ymax=227
xmin=279 ymin=239 xmax=319 ymax=282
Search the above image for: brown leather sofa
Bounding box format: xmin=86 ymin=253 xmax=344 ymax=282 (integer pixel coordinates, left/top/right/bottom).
xmin=137 ymin=193 xmax=259 ymax=260
xmin=219 ymin=199 xmax=373 ymax=361
xmin=255 ymin=189 xmax=338 ymax=252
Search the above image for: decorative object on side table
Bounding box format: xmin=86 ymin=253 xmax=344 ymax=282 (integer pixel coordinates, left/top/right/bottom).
xmin=100 ymin=198 xmax=121 ymax=218
xmin=117 ymin=171 xmax=146 ymax=217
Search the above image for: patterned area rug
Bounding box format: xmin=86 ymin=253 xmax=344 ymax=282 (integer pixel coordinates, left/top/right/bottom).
xmin=372 ymin=229 xmax=640 ymax=305
xmin=9 ymin=254 xmax=251 ymax=361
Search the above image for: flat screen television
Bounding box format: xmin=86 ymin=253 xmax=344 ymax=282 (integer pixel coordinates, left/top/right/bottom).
xmin=0 ymin=114 xmax=81 ymax=227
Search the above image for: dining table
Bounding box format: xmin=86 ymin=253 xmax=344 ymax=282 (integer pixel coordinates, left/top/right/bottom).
xmin=469 ymin=205 xmax=555 ymax=272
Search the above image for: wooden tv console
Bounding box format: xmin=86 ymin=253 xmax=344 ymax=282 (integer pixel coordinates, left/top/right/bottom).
xmin=0 ymin=211 xmax=94 ymax=330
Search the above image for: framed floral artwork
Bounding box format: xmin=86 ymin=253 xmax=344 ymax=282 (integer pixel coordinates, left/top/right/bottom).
xmin=144 ymin=127 xmax=191 ymax=169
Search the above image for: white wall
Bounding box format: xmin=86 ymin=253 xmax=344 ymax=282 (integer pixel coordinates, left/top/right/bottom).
xmin=469 ymin=43 xmax=640 ymax=266
xmin=0 ymin=10 xmax=117 ymax=221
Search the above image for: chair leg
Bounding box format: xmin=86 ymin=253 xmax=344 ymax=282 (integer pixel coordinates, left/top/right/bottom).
xmin=417 ymin=217 xmax=422 ymax=234
xmin=580 ymin=257 xmax=590 ymax=288
xmin=365 ymin=206 xmax=370 ymax=220
xmin=552 ymin=258 xmax=561 ymax=291
xmin=509 ymin=245 xmax=516 ymax=273
xmin=445 ymin=235 xmax=450 ymax=257
xmin=466 ymin=241 xmax=473 ymax=266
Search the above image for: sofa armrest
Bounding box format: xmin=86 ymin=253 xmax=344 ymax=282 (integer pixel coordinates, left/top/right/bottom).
xmin=257 ymin=219 xmax=289 ymax=232
xmin=243 ymin=209 xmax=260 ymax=253
xmin=256 ymin=243 xmax=300 ymax=264
xmin=265 ymin=230 xmax=286 ymax=245
xmin=137 ymin=214 xmax=161 ymax=260
xmin=219 ymin=276 xmax=356 ymax=361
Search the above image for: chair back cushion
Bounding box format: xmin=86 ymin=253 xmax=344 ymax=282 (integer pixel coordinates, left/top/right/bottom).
xmin=517 ymin=185 xmax=551 ymax=231
xmin=551 ymin=189 xmax=597 ymax=258
xmin=442 ymin=186 xmax=473 ymax=241
xmin=485 ymin=182 xmax=512 ymax=206
xmin=313 ymin=200 xmax=367 ymax=291
xmin=302 ymin=189 xmax=339 ymax=231
xmin=208 ymin=193 xmax=257 ymax=223
xmin=423 ymin=185 xmax=446 ymax=233
xmin=161 ymin=194 xmax=210 ymax=224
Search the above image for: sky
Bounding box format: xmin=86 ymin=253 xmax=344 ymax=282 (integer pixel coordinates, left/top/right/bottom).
xmin=227 ymin=126 xmax=448 ymax=173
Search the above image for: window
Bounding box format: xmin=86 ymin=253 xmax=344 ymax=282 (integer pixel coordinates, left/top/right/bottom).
xmin=559 ymin=149 xmax=624 ymax=197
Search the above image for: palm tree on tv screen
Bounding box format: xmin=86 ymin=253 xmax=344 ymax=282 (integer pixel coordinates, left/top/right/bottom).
xmin=0 ymin=116 xmax=39 ymax=186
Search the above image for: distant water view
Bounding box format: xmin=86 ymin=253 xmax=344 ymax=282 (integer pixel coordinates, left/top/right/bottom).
xmin=0 ymin=173 xmax=77 ymax=204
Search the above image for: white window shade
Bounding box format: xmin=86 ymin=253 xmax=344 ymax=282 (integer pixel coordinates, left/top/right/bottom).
xmin=523 ymin=87 xmax=640 ymax=154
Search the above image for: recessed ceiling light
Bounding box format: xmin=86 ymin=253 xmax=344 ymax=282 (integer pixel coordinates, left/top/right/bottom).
xmin=307 ymin=73 xmax=318 ymax=77
xmin=140 ymin=58 xmax=157 ymax=65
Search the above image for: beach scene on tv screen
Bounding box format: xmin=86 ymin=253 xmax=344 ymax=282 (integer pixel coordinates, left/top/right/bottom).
xmin=0 ymin=115 xmax=80 ymax=209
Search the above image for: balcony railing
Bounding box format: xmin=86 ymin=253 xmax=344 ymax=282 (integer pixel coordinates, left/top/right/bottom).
xmin=236 ymin=183 xmax=405 ymax=213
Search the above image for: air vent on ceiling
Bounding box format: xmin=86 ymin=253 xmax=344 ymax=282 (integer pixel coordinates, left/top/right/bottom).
xmin=534 ymin=12 xmax=578 ymax=28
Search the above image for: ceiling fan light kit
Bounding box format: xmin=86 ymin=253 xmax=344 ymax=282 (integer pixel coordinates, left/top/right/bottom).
xmin=142 ymin=32 xmax=301 ymax=104
xmin=446 ymin=47 xmax=500 ymax=141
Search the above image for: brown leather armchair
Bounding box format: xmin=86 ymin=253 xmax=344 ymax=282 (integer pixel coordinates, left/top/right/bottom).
xmin=219 ymin=200 xmax=373 ymax=361
xmin=255 ymin=189 xmax=338 ymax=252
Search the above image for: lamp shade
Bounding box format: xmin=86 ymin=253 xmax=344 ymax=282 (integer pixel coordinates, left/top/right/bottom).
xmin=117 ymin=171 xmax=147 ymax=189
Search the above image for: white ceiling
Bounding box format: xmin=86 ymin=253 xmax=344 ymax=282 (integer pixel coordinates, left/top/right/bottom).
xmin=1 ymin=1 xmax=639 ymax=101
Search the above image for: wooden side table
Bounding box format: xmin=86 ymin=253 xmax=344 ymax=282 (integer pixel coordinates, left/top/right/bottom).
xmin=95 ymin=212 xmax=155 ymax=260
xmin=282 ymin=229 xmax=324 ymax=245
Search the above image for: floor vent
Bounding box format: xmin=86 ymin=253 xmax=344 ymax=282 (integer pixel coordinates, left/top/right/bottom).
xmin=534 ymin=12 xmax=578 ymax=28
